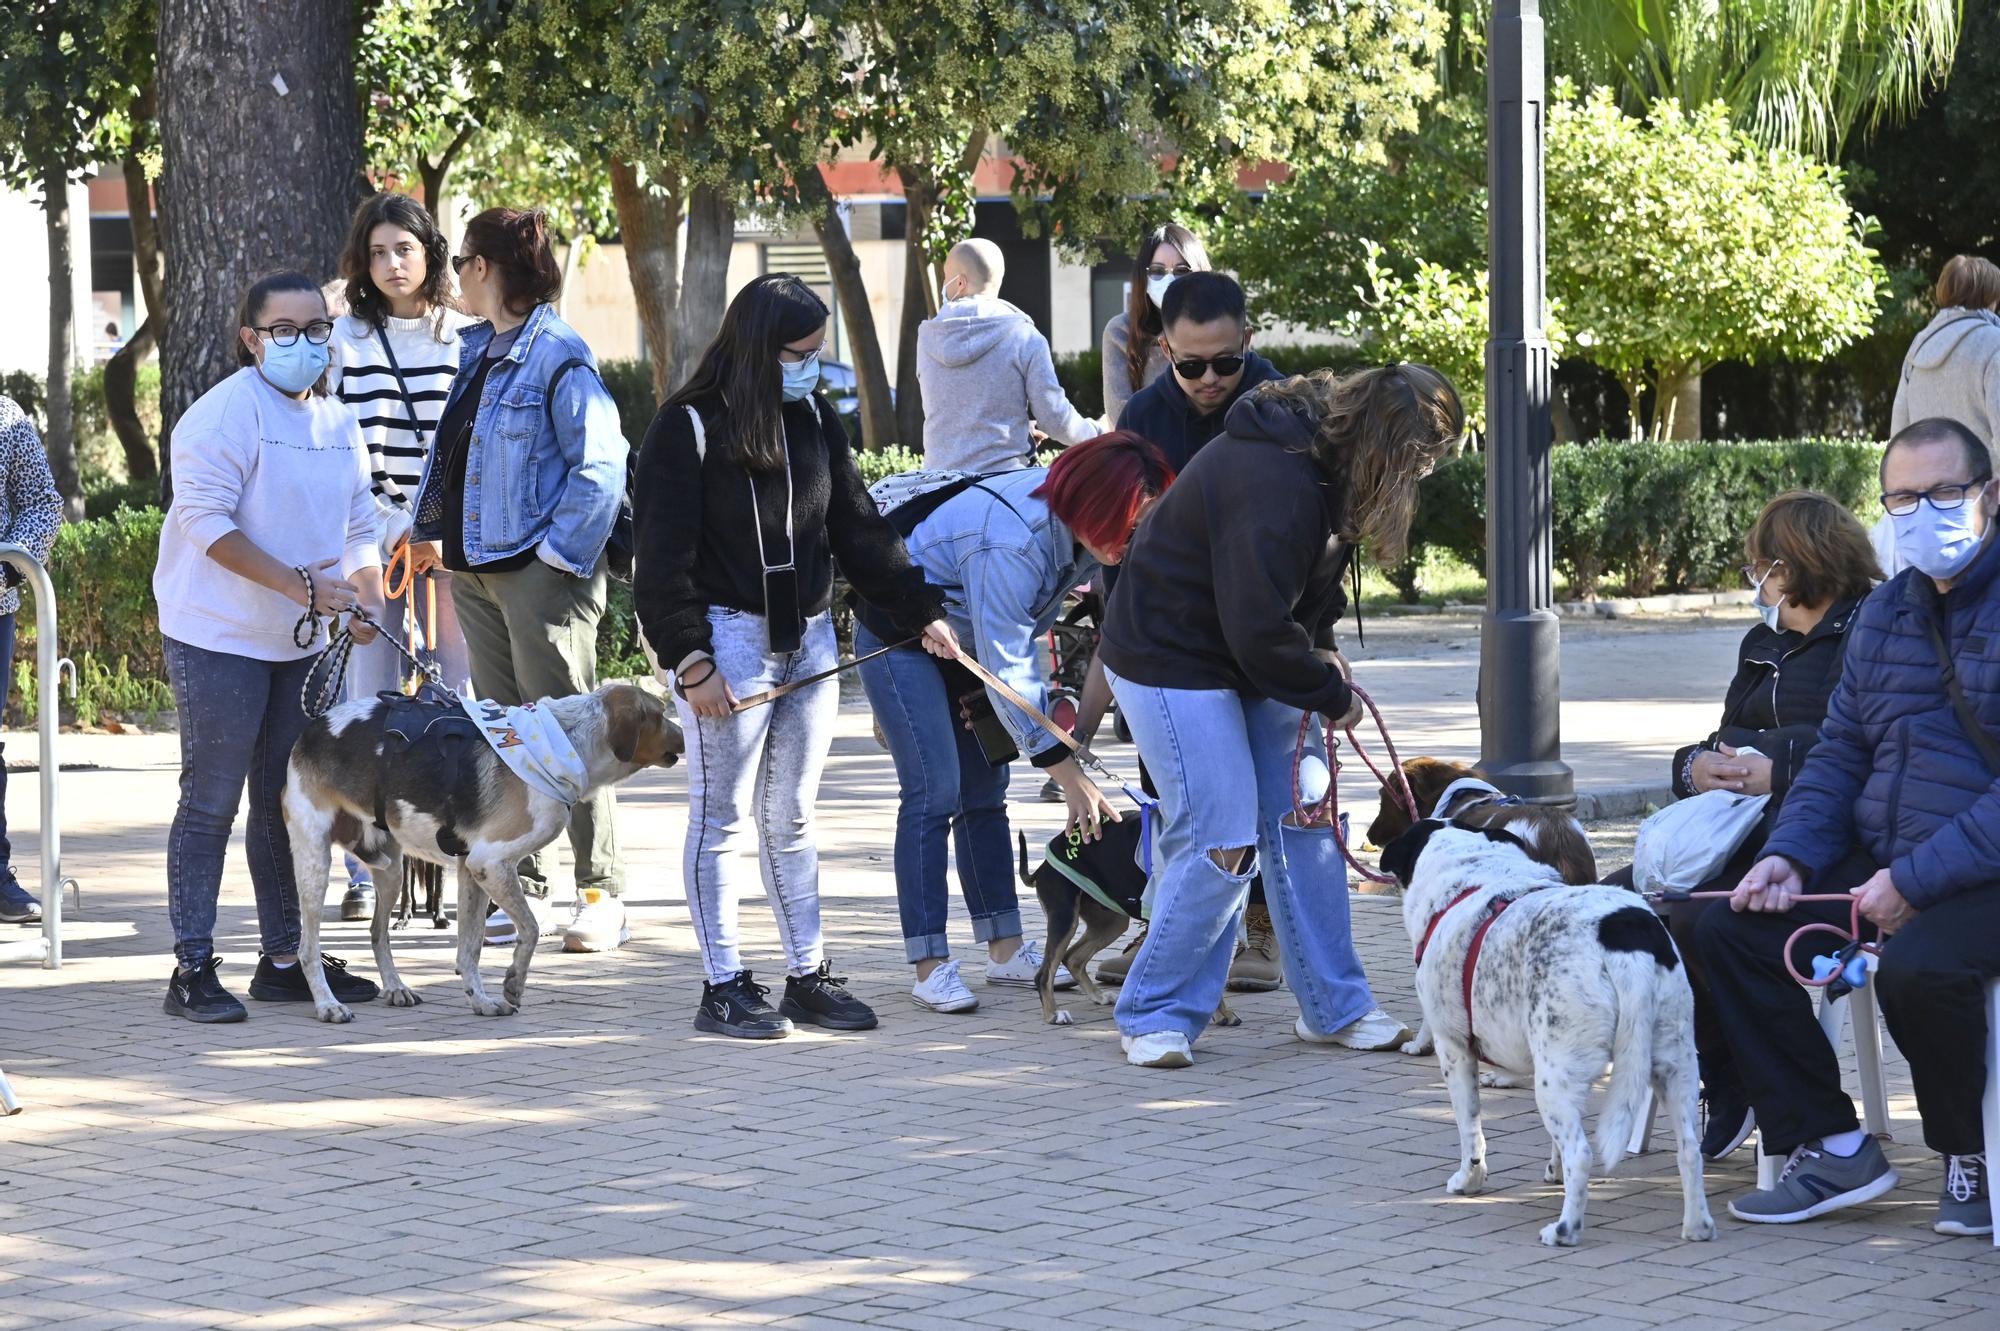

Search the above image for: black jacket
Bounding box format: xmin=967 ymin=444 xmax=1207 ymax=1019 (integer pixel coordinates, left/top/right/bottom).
xmin=1114 ymin=350 xmax=1286 ymax=475
xmin=632 ymin=391 xmax=942 ymax=666
xmin=1098 ymin=391 xmax=1352 ymax=713
xmin=1670 ymin=596 xmax=1861 ymax=807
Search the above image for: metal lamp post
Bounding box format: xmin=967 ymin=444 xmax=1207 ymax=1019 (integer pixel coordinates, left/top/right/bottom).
xmin=1478 ymin=0 xmax=1574 ymax=803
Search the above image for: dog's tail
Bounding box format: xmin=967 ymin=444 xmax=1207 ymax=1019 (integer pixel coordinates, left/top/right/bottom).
xmin=1595 ymin=951 xmax=1664 ymax=1174
xmin=1016 ymin=831 xmax=1035 ymax=889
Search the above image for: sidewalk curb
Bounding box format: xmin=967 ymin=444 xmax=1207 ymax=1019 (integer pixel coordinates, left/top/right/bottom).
xmin=1574 ymin=783 xmax=1673 ymax=821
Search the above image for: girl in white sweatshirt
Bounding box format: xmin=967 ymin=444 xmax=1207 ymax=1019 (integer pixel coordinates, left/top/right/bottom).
xmin=152 ymin=271 xmax=385 ymax=1023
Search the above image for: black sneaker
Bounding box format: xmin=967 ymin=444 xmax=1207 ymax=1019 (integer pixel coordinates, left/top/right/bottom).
xmin=780 ymin=961 xmax=879 ymax=1031
xmin=1700 ymin=1085 xmax=1757 ymax=1160
xmin=164 ymin=957 xmax=247 ymax=1023
xmin=694 ymin=972 xmax=794 ymax=1040
xmin=0 ymin=875 xmax=41 ymax=925
xmin=247 ymin=954 xmax=381 ymax=1004
xmin=340 ymin=881 xmax=376 ymax=922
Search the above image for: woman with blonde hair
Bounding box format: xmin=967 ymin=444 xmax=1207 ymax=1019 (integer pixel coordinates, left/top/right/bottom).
xmin=1096 ymin=363 xmax=1465 ymax=1067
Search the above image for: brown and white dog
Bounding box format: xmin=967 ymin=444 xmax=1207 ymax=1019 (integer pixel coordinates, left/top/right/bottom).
xmin=281 ymin=683 xmax=682 ymax=1022
xmin=1367 ymin=758 xmax=1598 ymax=886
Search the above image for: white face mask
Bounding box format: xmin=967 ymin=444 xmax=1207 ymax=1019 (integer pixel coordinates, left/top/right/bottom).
xmin=1892 ymin=489 xmax=1992 ymax=580
xmin=1750 ymin=565 xmax=1786 ymax=632
xmin=1145 ymin=273 xmax=1176 ymax=309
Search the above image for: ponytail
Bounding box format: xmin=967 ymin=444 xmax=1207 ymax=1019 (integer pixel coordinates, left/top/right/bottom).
xmin=462 ymin=207 xmax=563 ymax=314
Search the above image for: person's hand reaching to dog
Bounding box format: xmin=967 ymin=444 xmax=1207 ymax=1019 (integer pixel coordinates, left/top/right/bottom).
xmin=1048 ymin=758 xmax=1120 ymax=842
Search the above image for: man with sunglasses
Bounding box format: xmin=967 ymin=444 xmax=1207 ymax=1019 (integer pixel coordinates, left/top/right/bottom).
xmin=1115 ymin=273 xmax=1283 ymax=475
xmin=1697 ymin=416 xmax=2000 ymax=1236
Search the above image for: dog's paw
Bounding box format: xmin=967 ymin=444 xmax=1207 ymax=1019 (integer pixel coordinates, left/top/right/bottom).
xmin=1543 ymin=1158 xmax=1563 ymax=1184
xmin=1089 ymin=989 xmax=1112 ymax=1007
xmin=1050 ymin=1010 xmax=1074 ymax=1026
xmin=502 ymin=981 xmax=526 ymax=1007
xmin=468 ymin=996 xmax=518 ymax=1017
xmin=1682 ymin=1212 xmax=1716 ymax=1242
xmin=1211 ymin=1008 xmax=1243 ymax=1028
xmin=1479 ymin=1070 xmax=1524 ymax=1089
xmin=314 ymin=1002 xmax=354 ymax=1025
xmin=1399 ymin=1035 xmax=1433 ymax=1056
xmin=383 ymin=986 xmax=423 ymax=1008
xmin=1445 ymin=1163 xmax=1487 ymax=1196
xmin=1539 ymin=1218 xmax=1581 ymax=1247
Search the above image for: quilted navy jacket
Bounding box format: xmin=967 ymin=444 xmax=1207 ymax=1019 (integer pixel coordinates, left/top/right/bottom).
xmin=1763 ymin=530 xmax=2000 ymax=909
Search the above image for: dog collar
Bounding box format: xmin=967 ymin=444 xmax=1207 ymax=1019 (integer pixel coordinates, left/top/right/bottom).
xmin=1432 ymin=777 xmax=1519 ymax=820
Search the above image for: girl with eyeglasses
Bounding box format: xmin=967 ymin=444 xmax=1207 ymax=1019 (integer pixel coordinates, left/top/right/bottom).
xmin=404 ymin=207 xmax=633 ymax=954
xmin=632 ymin=274 xmax=959 ymax=1040
xmin=1100 ymin=223 xmax=1210 ymax=426
xmin=152 ymin=271 xmax=387 ymax=1023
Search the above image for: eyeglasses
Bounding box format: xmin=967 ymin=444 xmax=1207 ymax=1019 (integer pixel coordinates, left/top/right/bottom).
xmin=1145 ymin=262 xmax=1194 ymax=279
xmin=254 ymin=320 xmax=334 ymax=346
xmin=1164 ymin=343 xmax=1246 ymax=380
xmin=1740 ymin=558 xmax=1784 ymax=587
xmin=451 ymin=254 xmax=478 ymax=274
xmin=1880 ymin=476 xmax=1993 ymax=516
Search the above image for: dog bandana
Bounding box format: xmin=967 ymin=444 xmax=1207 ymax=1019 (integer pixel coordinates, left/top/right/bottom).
xmin=460 ymin=696 xmax=589 ymax=806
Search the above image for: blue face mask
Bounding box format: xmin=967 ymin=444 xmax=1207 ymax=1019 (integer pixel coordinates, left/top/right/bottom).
xmin=258 ymin=335 xmax=330 ymax=395
xmin=1892 ymin=491 xmax=1991 ymax=580
xmin=781 ymin=352 xmax=821 ymax=403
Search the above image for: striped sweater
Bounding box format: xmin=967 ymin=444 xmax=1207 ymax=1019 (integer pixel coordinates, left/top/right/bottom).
xmin=329 ymin=310 xmax=473 ymax=513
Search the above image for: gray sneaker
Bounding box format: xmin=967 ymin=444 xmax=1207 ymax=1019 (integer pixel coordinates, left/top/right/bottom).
xmin=1935 ymin=1152 xmax=1993 ymax=1237
xmin=1727 ymin=1135 xmax=1898 ymax=1224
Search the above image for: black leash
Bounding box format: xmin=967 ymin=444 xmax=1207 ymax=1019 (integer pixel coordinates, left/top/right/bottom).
xmin=293 ymin=563 xmax=459 ymax=719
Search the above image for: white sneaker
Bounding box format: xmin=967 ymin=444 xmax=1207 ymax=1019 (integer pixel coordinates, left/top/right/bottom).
xmin=911 ymin=958 xmax=978 ymax=1013
xmin=1122 ymin=1031 xmax=1194 ymax=1068
xmin=986 ymin=938 xmax=1074 ymax=989
xmin=562 ymin=889 xmax=630 ymax=953
xmin=1296 ymin=1009 xmax=1412 ymax=1051
xmin=485 ymin=906 xmax=519 ymax=947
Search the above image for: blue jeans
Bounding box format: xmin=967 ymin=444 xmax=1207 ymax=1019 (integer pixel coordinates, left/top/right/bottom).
xmin=1107 ymin=669 xmax=1378 ymax=1043
xmin=674 ymin=609 xmax=839 ymax=984
xmin=164 ymin=637 xmax=312 ymax=968
xmin=855 ymin=622 xmax=1022 ymax=963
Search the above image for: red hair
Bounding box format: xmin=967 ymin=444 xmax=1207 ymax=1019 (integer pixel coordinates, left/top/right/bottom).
xmin=1033 ymin=431 xmax=1175 ymax=560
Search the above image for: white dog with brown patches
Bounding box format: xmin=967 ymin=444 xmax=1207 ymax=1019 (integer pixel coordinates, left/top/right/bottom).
xmin=281 ymin=683 xmax=682 ymax=1022
xmin=1379 ymin=819 xmax=1714 ymax=1248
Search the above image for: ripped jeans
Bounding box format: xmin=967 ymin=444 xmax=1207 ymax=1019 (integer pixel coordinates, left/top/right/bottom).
xmin=1107 ymin=669 xmax=1379 ymax=1044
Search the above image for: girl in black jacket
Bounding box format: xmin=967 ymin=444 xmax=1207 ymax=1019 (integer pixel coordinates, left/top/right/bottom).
xmin=1612 ymin=489 xmax=1879 ymax=1156
xmin=632 ymin=275 xmax=957 ymax=1041
xmin=1097 ymin=364 xmax=1465 ymax=1069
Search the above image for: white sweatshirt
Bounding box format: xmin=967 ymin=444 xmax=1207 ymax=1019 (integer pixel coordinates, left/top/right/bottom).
xmin=154 ymin=368 xmax=383 ymax=661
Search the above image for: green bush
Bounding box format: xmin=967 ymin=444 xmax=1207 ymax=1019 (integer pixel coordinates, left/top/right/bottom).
xmin=8 ymin=507 xmax=166 ymax=722
xmin=71 ymin=362 xmax=163 ymax=490
xmin=1406 ymin=438 xmax=1885 ymax=600
xmin=597 ymin=357 xmax=660 ymax=447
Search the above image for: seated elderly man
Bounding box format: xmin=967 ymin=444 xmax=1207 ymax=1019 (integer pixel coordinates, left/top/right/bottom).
xmin=1698 ymin=416 xmax=2000 ymax=1236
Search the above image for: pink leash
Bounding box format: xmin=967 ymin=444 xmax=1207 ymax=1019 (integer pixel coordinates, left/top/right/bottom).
xmin=1669 ymin=890 xmax=1881 ymax=988
xmin=1291 ymin=683 xmax=1417 ymax=885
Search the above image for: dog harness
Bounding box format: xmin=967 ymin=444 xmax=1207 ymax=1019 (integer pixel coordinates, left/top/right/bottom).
xmin=374 ymin=692 xmax=480 ymax=856
xmin=1413 ymin=886 xmax=1516 ymax=1067
xmin=1431 ymin=777 xmax=1522 ymax=821
xmin=459 ymin=696 xmax=588 ymax=806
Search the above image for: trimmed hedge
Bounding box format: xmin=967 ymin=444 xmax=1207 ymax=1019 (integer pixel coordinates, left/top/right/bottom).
xmin=1408 ymin=438 xmax=1884 ymax=599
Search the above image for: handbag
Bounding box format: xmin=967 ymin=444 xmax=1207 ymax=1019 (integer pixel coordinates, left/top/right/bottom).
xmin=1631 ymin=785 xmax=1771 ymax=895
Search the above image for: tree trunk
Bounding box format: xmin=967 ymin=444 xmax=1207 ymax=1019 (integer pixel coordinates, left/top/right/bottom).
xmin=418 ymin=121 xmax=475 ymax=219
xmin=104 ymin=317 xmax=160 ymax=482
xmin=800 ymin=166 xmax=894 ymax=450
xmin=124 ymin=152 xmax=164 ymax=327
xmin=157 ymin=0 xmax=367 ymax=481
xmin=1668 ymin=372 xmax=1702 ymax=441
xmin=894 ymin=166 xmax=937 ymax=449
xmin=609 ymin=159 xmax=683 ymax=403
xmin=41 ymin=167 xmax=83 ymax=521
xmin=669 ymin=183 xmax=734 ymax=393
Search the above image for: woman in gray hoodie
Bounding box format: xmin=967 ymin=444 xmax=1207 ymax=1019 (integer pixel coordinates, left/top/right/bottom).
xmin=917 ymin=240 xmax=1097 ymax=473
xmin=1892 ymin=255 xmax=2000 ymax=442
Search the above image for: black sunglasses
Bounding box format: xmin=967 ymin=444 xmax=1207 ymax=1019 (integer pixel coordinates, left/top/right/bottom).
xmin=451 ymin=254 xmax=478 ymax=274
xmin=1165 ymin=346 xmax=1247 ymax=380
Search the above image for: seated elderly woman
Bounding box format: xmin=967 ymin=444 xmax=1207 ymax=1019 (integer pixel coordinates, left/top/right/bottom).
xmin=1606 ymin=490 xmax=1881 ymax=1158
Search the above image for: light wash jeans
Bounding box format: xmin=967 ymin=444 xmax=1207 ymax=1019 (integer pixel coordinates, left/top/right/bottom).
xmin=854 ymin=622 xmax=1021 ymax=963
xmin=674 ymin=608 xmax=838 ymax=984
xmin=1107 ymin=668 xmax=1378 ymax=1044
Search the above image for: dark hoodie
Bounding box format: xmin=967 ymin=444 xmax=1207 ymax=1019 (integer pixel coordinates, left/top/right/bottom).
xmin=1098 ymin=390 xmax=1352 ymax=714
xmin=1114 ymin=349 xmax=1286 ymax=475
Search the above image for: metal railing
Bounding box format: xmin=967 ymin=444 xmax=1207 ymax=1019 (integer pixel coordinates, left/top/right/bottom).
xmin=0 ymin=544 xmax=74 ymax=1114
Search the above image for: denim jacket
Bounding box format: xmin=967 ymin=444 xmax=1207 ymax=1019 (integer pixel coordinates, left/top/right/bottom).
xmin=414 ymin=303 xmax=627 ymax=576
xmin=903 ymin=467 xmax=1093 ymax=765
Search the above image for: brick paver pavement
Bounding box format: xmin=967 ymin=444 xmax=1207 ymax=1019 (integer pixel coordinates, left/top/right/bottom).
xmin=1 ymin=696 xmax=1995 ymax=1330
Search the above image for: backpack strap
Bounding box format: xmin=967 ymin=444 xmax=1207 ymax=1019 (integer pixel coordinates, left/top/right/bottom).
xmin=544 ymin=358 xmax=593 ymax=427
xmin=1926 ymin=613 xmax=2000 ymax=776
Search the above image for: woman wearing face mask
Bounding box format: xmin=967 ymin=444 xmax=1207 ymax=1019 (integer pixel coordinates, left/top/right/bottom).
xmin=632 ymin=274 xmax=959 ymax=1040
xmin=327 ymin=192 xmax=475 ymax=922
xmin=151 ymin=271 xmax=386 ymax=1023
xmin=1099 ymin=223 xmax=1211 ymax=427
xmin=1604 ymin=490 xmax=1880 ymax=1158
xmin=405 ymin=207 xmax=631 ymax=954
xmin=853 ymin=432 xmax=1171 ymax=1015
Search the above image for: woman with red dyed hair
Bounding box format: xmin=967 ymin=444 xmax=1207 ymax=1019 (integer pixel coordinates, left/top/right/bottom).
xmin=852 ymin=432 xmax=1174 ymax=1015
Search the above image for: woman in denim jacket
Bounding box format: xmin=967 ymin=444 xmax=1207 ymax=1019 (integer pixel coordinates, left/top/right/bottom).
xmin=854 ymin=432 xmax=1171 ymax=1015
xmin=407 ymin=207 xmax=631 ymax=952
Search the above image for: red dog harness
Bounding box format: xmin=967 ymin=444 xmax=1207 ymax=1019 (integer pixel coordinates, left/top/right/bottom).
xmin=1413 ymin=887 xmax=1515 ymax=1067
